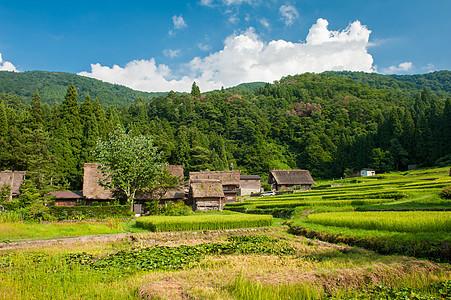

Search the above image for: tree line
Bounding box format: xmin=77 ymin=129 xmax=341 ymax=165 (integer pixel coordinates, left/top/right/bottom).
xmin=0 ymin=73 xmax=450 ymax=193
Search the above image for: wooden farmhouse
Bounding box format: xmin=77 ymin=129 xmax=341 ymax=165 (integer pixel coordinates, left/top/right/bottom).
xmin=49 ymin=191 xmax=83 ymax=207
xmin=189 ymin=171 xmax=241 ymax=204
xmin=239 ymin=175 xmax=262 ymax=196
xmin=268 ymin=170 xmax=315 ymax=191
xmin=189 ymin=179 xmax=225 ymax=211
xmin=0 ymin=170 xmax=26 ymax=200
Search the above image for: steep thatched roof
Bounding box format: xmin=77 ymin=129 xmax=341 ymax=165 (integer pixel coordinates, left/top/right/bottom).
xmin=82 ymin=163 xmax=114 ymax=200
xmin=268 ymin=170 xmax=315 ymax=185
xmin=189 ymin=171 xmax=241 ymax=186
xmin=190 ymin=180 xmax=225 ymax=198
xmin=165 ymin=165 xmax=184 ymax=179
xmin=0 ymin=170 xmax=26 ymax=197
xmin=49 ymin=191 xmax=83 ymax=199
xmin=240 ymin=175 xmax=262 ymax=181
xmin=161 ymin=165 xmax=185 ymax=200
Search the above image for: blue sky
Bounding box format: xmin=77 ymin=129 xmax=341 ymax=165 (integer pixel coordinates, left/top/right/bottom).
xmin=0 ymin=0 xmax=450 ymax=92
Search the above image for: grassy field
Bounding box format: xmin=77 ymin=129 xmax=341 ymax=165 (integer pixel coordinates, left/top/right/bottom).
xmin=0 ymin=166 xmax=450 ymax=298
xmin=1 ymin=229 xmax=450 ymax=299
xmin=0 ymin=219 xmax=124 ymax=242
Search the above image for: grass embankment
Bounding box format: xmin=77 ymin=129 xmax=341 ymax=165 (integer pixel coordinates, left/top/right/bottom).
xmin=1 ymin=229 xmax=450 ymax=299
xmin=135 ymin=213 xmax=273 ymax=232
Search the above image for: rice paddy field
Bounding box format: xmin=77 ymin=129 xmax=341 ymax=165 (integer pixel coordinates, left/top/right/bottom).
xmin=0 ymin=166 xmax=450 ymax=299
xmin=225 ymin=166 xmax=451 ymax=263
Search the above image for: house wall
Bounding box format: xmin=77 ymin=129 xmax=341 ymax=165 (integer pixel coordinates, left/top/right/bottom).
xmin=273 ymin=184 xmax=312 ymax=191
xmin=193 ymin=198 xmax=223 ymax=211
xmin=239 ymin=179 xmax=261 ymax=196
xmin=54 ymin=200 xmax=77 ymax=207
xmin=222 ymin=184 xmax=238 ymax=203
xmin=360 ymin=170 xmax=376 ymax=177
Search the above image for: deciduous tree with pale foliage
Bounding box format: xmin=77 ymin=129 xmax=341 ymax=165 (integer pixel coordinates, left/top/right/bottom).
xmin=93 ymin=126 xmax=175 ymax=212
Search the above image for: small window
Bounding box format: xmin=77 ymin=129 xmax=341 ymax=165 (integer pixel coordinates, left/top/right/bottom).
xmin=227 ymin=196 xmax=233 ymax=200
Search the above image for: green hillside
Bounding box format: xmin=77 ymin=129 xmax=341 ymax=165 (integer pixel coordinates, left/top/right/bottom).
xmin=0 ymin=71 xmax=167 ymax=106
xmin=325 ymin=70 xmax=451 ymax=98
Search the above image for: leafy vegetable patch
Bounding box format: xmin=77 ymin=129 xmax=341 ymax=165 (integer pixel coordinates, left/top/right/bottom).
xmin=63 ymin=235 xmax=295 ymax=273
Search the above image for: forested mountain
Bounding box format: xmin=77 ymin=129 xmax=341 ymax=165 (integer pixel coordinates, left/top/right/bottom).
xmin=0 ymin=70 xmax=450 ymax=191
xmin=325 ymin=70 xmax=451 ymax=99
xmin=0 ymin=71 xmax=166 ymax=106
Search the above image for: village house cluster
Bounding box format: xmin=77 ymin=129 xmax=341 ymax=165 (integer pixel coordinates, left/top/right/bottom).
xmin=1 ymin=165 xmax=322 ymax=213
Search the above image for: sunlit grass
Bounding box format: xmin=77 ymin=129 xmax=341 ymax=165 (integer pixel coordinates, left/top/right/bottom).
xmin=0 ymin=220 xmax=124 ymax=242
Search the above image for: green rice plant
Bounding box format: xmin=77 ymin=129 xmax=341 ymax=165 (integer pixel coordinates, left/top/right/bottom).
xmin=322 ymin=191 xmax=405 ymax=200
xmin=254 ymin=199 xmax=395 ymax=209
xmin=305 ymin=211 xmax=451 ymax=233
xmin=135 ymin=214 xmax=273 ymax=232
xmin=288 ymin=221 xmax=451 ymax=262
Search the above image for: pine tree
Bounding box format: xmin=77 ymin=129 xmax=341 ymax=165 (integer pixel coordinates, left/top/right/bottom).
xmin=80 ymin=94 xmax=93 ymax=125
xmin=191 ymin=82 xmax=201 ymax=98
xmin=29 ymin=89 xmax=43 ymax=127
xmin=0 ymin=101 xmax=7 ymax=136
xmin=52 ymin=84 xmax=83 ymax=188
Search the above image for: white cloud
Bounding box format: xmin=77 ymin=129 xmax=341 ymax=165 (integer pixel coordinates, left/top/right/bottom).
xmin=163 ymin=49 xmax=181 ymax=58
xmin=79 ymin=18 xmax=375 ymax=92
xmin=198 ymin=43 xmax=212 ymax=52
xmin=259 ymin=18 xmax=270 ymax=28
xmin=172 ymin=15 xmax=187 ymax=30
xmin=0 ymin=53 xmax=17 ymax=72
xmin=279 ymin=5 xmax=299 ymax=26
xmin=382 ymin=61 xmax=414 ymax=74
xmin=200 ymin=0 xmax=214 ymax=7
xmin=78 ymin=59 xmax=197 ymax=92
xmin=228 ymin=14 xmax=239 ymax=24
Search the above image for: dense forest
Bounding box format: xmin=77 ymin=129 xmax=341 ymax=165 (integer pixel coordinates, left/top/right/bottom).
xmin=0 ymin=71 xmax=450 ymax=190
xmin=0 ymin=71 xmax=167 ymax=106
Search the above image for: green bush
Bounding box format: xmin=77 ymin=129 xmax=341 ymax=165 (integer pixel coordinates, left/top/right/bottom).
xmin=160 ymin=200 xmax=191 ymax=216
xmin=439 ymin=186 xmax=451 ymax=199
xmin=49 ymin=205 xmax=132 ymax=220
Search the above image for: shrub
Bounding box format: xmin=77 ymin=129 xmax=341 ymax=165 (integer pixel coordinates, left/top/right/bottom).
xmin=439 ymin=185 xmax=451 ymax=199
xmin=160 ymin=200 xmax=191 ymax=216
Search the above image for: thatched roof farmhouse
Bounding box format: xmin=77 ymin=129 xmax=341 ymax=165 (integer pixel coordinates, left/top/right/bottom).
xmin=268 ymin=169 xmax=315 ymax=191
xmin=83 ymin=163 xmax=114 ymax=202
xmin=189 ymin=170 xmax=241 ymax=204
xmin=49 ymin=191 xmax=83 ymax=207
xmin=0 ymin=170 xmax=26 ymax=200
xmin=189 ymin=179 xmax=225 ymax=211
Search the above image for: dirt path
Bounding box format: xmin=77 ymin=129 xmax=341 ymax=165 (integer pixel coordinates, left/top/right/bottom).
xmin=0 ymin=233 xmax=131 ymax=251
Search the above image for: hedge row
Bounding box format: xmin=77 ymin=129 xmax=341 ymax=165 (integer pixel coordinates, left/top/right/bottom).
xmin=49 ymin=205 xmax=133 ymax=220
xmin=288 ymin=225 xmax=450 ymax=263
